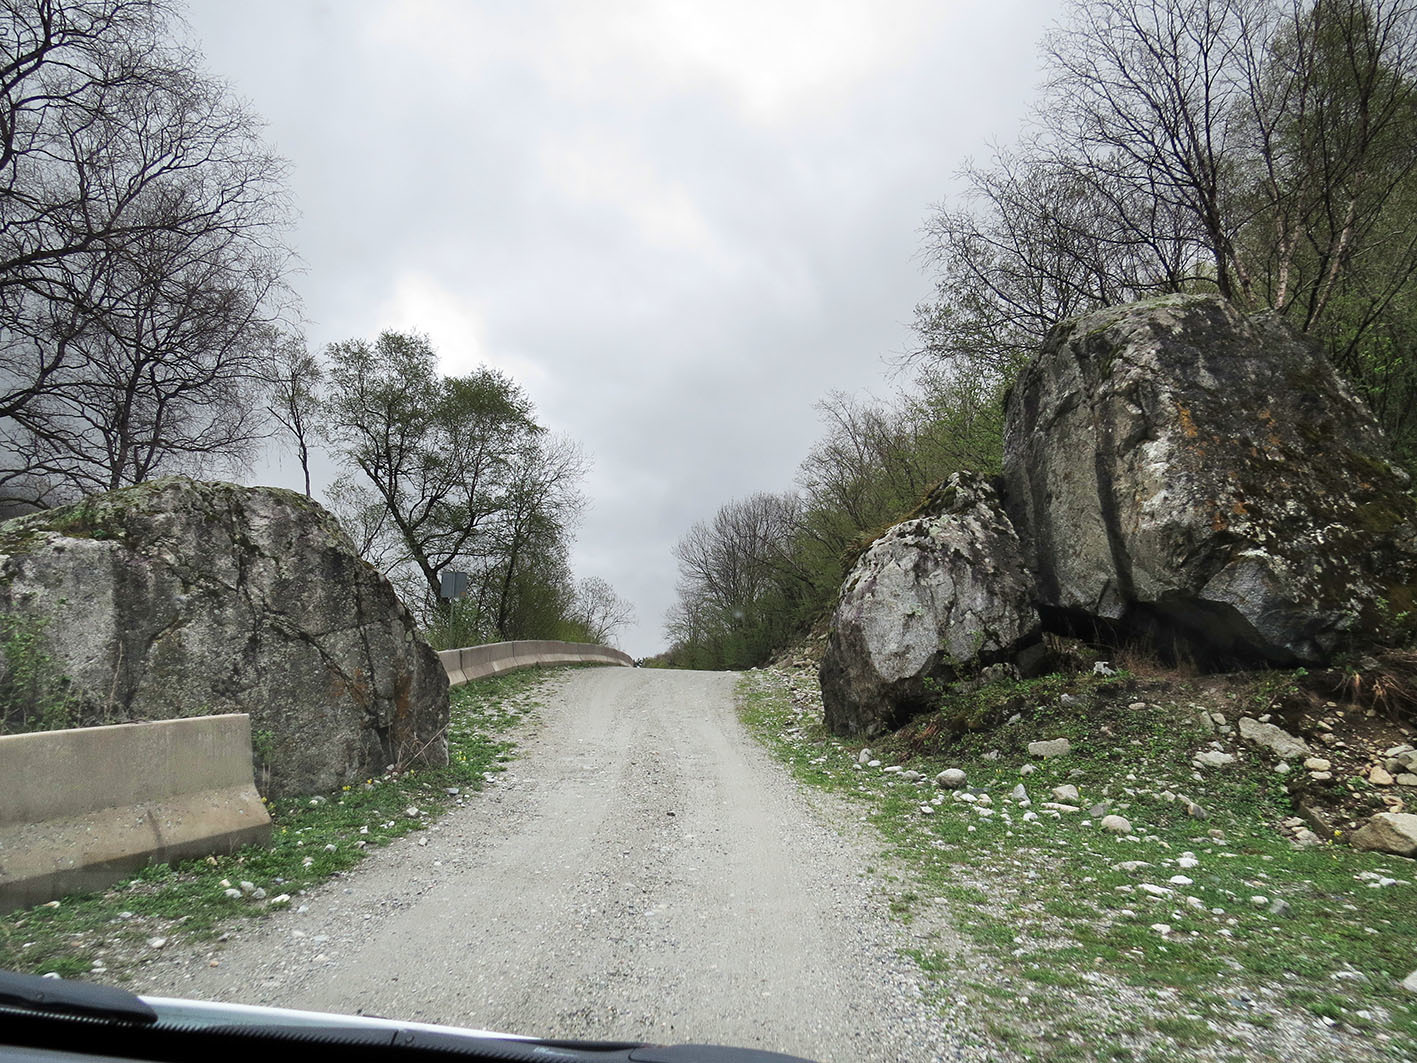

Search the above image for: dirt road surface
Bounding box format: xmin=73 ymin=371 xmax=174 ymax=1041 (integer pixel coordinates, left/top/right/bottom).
xmin=138 ymin=667 xmax=979 ymax=1062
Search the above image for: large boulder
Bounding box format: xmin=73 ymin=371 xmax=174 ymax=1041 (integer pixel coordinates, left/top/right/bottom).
xmin=1004 ymin=294 xmax=1417 ymax=665
xmin=0 ymin=477 xmax=449 ymax=796
xmin=819 ymin=472 xmax=1042 ymax=737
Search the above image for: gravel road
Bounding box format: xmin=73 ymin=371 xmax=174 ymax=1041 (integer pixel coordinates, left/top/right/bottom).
xmin=137 ymin=667 xmax=984 ymax=1062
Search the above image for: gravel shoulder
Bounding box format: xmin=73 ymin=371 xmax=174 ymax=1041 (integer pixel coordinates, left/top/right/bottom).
xmin=135 ymin=666 xmax=987 ymax=1063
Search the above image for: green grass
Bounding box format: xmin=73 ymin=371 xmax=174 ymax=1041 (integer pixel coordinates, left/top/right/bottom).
xmin=737 ymin=667 xmax=1417 ymax=1062
xmin=0 ymin=667 xmax=551 ymax=980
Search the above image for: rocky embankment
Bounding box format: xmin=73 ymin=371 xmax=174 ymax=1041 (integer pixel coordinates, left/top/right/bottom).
xmin=762 ymin=636 xmax=1417 ymax=1061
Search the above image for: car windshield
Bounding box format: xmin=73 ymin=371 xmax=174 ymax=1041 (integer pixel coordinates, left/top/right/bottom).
xmin=2 ymin=3 xmax=1416 ymax=1062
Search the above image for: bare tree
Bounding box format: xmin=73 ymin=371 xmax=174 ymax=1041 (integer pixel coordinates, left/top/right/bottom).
xmin=265 ymin=334 xmax=324 ymax=497
xmin=0 ymin=0 xmax=295 ymax=500
xmin=322 ymin=330 xmax=558 ymax=612
xmin=572 ymin=576 xmax=636 ymax=646
xmin=915 ymin=0 xmax=1417 ymax=458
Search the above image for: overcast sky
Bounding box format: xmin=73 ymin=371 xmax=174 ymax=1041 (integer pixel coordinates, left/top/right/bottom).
xmin=182 ymin=0 xmax=1063 ymax=657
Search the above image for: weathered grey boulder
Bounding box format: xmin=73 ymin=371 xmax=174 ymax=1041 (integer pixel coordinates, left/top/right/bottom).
xmin=0 ymin=477 xmax=449 ymax=796
xmin=819 ymin=472 xmax=1041 ymax=737
xmin=1004 ymin=294 xmax=1417 ymax=664
xmin=1350 ymin=812 xmax=1417 ymax=857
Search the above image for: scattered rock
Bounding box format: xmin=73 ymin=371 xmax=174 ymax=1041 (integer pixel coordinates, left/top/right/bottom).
xmin=1402 ymin=970 xmax=1417 ymax=994
xmin=935 ymin=768 xmax=967 ymax=789
xmin=1052 ymin=784 xmax=1080 ymax=803
xmin=1028 ymin=738 xmax=1072 ymax=758
xmin=1350 ymin=812 xmax=1417 ymax=857
xmin=1194 ymin=750 xmax=1236 ymax=768
xmin=1238 ymin=717 xmax=1311 ymax=761
xmin=1101 ymin=815 xmax=1132 ymax=834
xmin=1370 ymin=766 xmax=1394 ymax=786
xmin=1303 ymin=757 xmax=1332 ymax=772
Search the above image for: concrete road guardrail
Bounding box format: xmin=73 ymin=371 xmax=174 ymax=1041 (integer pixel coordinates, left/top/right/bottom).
xmin=438 ymin=640 xmax=632 ymax=687
xmin=0 ymin=714 xmax=271 ymax=912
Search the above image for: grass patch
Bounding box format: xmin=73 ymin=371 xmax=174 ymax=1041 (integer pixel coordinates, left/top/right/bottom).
xmin=0 ymin=667 xmax=552 ymax=980
xmin=738 ymin=667 xmax=1417 ymax=1062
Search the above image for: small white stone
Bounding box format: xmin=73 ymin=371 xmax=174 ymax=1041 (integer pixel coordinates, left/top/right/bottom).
xmin=1168 ymin=875 xmax=1194 ymax=886
xmin=147 ymin=937 xmax=167 ymax=949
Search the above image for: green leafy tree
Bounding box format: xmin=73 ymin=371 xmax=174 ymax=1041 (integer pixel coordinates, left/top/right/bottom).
xmin=322 ymin=330 xmax=542 ymax=609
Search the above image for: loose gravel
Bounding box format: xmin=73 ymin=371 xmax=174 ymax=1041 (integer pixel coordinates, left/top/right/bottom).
xmin=134 ymin=667 xmax=999 ymax=1062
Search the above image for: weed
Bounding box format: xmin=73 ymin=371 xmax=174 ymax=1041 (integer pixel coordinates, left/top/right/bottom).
xmin=736 ymin=666 xmax=1417 ymax=1062
xmin=0 ymin=613 xmax=77 ymax=734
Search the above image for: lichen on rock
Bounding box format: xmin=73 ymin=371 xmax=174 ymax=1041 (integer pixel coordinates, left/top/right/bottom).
xmin=1003 ymin=294 xmax=1417 ymax=665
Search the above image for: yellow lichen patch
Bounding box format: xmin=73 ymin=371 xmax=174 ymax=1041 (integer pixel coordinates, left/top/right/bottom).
xmin=1176 ymin=403 xmax=1199 ymax=439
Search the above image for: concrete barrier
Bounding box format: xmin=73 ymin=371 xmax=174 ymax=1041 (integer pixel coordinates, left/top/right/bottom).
xmin=437 ymin=640 xmax=632 ymax=688
xmin=0 ymin=714 xmax=271 ymax=912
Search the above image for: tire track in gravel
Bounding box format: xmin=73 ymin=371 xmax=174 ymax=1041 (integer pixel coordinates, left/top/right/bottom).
xmin=136 ymin=667 xmax=987 ymax=1063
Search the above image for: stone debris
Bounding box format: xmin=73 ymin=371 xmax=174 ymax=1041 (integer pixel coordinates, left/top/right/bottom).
xmin=1237 ymin=717 xmax=1311 ymax=761
xmin=935 ymin=768 xmax=967 ymax=789
xmin=1027 ymin=738 xmax=1071 ymax=758
xmin=1101 ymin=815 xmax=1132 ymax=834
xmin=1193 ymin=750 xmax=1236 ymax=768
xmin=1350 ymin=812 xmax=1417 ymax=857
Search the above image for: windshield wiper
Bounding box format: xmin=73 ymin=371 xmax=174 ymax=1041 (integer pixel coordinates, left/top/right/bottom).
xmin=0 ymin=969 xmax=157 ymax=1024
xmin=0 ymin=969 xmax=818 ymax=1063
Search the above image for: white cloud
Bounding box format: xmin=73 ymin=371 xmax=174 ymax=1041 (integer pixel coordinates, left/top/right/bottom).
xmin=375 ymin=272 xmax=548 ymax=390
